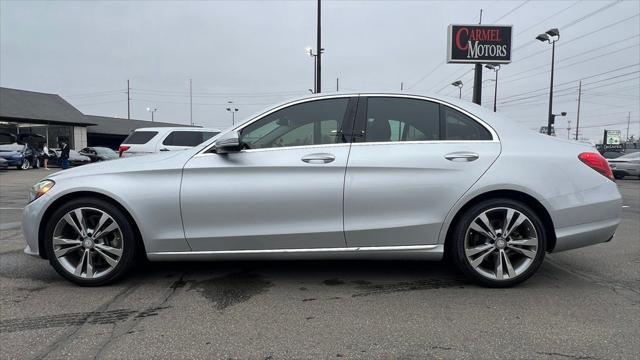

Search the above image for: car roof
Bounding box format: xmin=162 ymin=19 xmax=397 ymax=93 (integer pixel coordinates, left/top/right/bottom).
xmin=133 ymin=127 xmax=221 ymax=132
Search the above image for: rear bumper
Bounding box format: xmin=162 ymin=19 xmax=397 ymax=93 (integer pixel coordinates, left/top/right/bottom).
xmin=552 ymin=217 xmax=620 ymax=252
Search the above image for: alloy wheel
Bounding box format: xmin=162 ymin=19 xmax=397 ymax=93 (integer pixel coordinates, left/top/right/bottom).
xmin=21 ymin=159 xmax=30 ymax=170
xmin=464 ymin=207 xmax=539 ymax=281
xmin=52 ymin=207 xmax=124 ymax=279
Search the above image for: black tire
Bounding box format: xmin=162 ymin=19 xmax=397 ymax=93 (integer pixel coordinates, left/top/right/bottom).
xmin=18 ymin=159 xmax=30 ymax=170
xmin=451 ymin=198 xmax=547 ymax=288
xmin=43 ymin=197 xmax=138 ymax=286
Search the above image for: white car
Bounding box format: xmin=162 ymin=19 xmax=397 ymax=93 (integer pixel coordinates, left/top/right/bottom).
xmin=118 ymin=127 xmax=220 ymax=157
xmin=608 ymin=151 xmax=640 ymax=179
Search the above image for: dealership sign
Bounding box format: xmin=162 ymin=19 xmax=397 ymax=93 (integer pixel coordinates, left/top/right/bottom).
xmin=447 ymin=24 xmax=513 ymax=64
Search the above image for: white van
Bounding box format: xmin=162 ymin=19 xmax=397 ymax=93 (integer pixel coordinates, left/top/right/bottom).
xmin=119 ymin=127 xmax=221 ymax=157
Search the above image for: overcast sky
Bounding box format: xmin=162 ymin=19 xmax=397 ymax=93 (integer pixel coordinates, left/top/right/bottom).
xmin=1 ymin=0 xmax=639 ymax=142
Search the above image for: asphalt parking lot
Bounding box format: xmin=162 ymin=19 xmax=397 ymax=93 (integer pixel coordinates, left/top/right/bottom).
xmin=1 ymin=168 xmax=638 ymax=359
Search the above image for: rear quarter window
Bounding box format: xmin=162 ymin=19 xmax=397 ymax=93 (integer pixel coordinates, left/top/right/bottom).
xmin=122 ymin=131 xmax=158 ymax=144
xmin=442 ymin=107 xmax=492 ymax=141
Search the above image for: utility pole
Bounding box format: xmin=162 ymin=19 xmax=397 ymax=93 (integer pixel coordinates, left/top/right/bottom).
xmin=127 ymin=79 xmax=131 ymax=120
xmin=627 ymin=111 xmax=631 ymax=141
xmin=472 ymin=10 xmax=483 ymax=105
xmin=316 ymin=0 xmax=322 ymax=93
xmin=189 ymin=79 xmax=193 ymax=126
xmin=566 ymin=120 xmax=571 ymax=139
xmin=401 ymin=82 xmax=404 ymax=91
xmin=336 ymin=78 xmax=339 ymax=92
xmin=575 ymin=81 xmax=581 ymax=141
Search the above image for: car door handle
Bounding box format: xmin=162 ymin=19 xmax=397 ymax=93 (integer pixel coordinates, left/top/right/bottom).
xmin=301 ymin=153 xmax=336 ymax=164
xmin=159 ymin=148 xmax=170 ymax=152
xmin=444 ymin=151 xmax=479 ymax=162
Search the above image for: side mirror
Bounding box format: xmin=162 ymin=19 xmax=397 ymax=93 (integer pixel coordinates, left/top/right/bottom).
xmin=212 ymin=131 xmax=243 ymax=154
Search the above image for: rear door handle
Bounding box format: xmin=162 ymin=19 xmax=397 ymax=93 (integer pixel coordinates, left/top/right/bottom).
xmin=159 ymin=148 xmax=170 ymax=152
xmin=301 ymin=153 xmax=335 ymax=164
xmin=444 ymin=151 xmax=479 ymax=162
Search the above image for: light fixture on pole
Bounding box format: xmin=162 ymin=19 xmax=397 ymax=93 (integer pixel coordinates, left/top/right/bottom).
xmin=536 ymin=28 xmax=560 ymax=135
xmin=451 ymin=80 xmax=463 ymax=99
xmin=549 ymin=111 xmax=567 ymax=136
xmin=485 ymin=64 xmax=500 ymax=112
xmin=146 ymin=107 xmax=158 ymax=122
xmin=306 ymin=46 xmax=324 ymax=93
xmin=226 ymin=101 xmax=239 ymax=126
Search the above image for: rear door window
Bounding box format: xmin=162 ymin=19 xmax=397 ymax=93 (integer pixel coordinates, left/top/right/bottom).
xmin=163 ymin=131 xmax=219 ymax=147
xmin=122 ymin=131 xmax=158 ymax=144
xmin=364 ymin=97 xmax=440 ymax=142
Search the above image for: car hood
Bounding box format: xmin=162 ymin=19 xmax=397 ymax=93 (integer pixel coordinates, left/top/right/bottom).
xmin=45 ymin=150 xmax=194 ymax=182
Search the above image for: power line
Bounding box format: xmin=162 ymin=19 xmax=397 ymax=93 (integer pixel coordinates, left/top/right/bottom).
xmin=500 ymin=44 xmax=640 ymax=85
xmin=496 ymin=64 xmax=640 ymax=102
xmin=511 ymin=0 xmax=624 ymax=54
xmin=500 ymin=34 xmax=640 ymax=81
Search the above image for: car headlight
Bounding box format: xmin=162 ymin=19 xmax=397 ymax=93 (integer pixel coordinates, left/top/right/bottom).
xmin=29 ymin=180 xmax=55 ymax=203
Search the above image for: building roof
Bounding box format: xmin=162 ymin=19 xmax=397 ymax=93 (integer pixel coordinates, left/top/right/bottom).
xmin=85 ymin=115 xmax=194 ymax=135
xmin=0 ymin=87 xmax=93 ymax=126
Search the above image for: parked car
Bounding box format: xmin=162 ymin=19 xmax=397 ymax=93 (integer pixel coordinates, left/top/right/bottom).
xmin=47 ymin=149 xmax=91 ymax=167
xmin=0 ymin=157 xmax=8 ymax=170
xmin=601 ymin=151 xmax=625 ymax=159
xmin=0 ymin=143 xmax=36 ymax=170
xmin=608 ymin=151 xmax=640 ymax=179
xmin=22 ymin=93 xmax=621 ymax=287
xmin=118 ymin=127 xmax=221 ymax=157
xmin=79 ymin=147 xmax=118 ymax=162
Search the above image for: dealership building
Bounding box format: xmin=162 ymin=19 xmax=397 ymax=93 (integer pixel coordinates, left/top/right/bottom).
xmin=0 ymin=87 xmax=190 ymax=149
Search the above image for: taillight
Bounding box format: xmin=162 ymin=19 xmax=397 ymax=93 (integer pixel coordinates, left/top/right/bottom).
xmin=118 ymin=145 xmax=130 ymax=157
xmin=578 ymin=152 xmax=614 ymax=181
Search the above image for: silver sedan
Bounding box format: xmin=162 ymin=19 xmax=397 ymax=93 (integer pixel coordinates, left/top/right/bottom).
xmin=22 ymin=93 xmax=622 ymax=287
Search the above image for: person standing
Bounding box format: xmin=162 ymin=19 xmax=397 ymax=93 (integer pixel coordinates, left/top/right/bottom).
xmin=60 ymin=141 xmax=70 ymax=170
xmin=42 ymin=143 xmax=50 ymax=170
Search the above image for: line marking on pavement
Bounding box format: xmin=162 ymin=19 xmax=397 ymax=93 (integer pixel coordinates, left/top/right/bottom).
xmin=622 ymin=205 xmax=630 ymax=208
xmin=0 ymin=207 xmax=24 ymax=210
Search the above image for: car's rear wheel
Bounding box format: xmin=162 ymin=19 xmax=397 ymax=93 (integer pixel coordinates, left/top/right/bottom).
xmin=451 ymin=198 xmax=546 ymax=287
xmin=43 ymin=198 xmax=137 ymax=286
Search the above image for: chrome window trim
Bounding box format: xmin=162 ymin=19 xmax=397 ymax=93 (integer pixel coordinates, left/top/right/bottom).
xmin=362 ymin=93 xmax=500 ymax=143
xmin=193 ymin=142 xmax=350 ymax=157
xmin=199 ymin=94 xmax=355 ymax=155
xmin=198 ymin=93 xmax=500 ymax=156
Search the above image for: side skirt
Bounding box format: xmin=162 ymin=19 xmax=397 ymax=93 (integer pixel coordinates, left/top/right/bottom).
xmin=147 ymin=244 xmax=444 ymax=261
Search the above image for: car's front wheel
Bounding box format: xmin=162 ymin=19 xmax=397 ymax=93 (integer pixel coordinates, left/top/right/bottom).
xmin=451 ymin=198 xmax=546 ymax=287
xmin=43 ymin=198 xmax=138 ymax=286
xmin=19 ymin=158 xmax=30 ymax=170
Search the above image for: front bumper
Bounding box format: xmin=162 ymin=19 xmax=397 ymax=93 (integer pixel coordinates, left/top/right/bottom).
xmin=22 ymin=194 xmax=50 ymax=258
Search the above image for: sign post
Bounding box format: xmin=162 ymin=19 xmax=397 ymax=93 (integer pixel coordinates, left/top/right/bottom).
xmin=447 ymin=24 xmax=512 ymax=105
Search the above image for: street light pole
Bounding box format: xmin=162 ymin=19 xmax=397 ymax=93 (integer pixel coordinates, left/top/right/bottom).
xmin=485 ymin=64 xmax=500 ymax=112
xmin=451 ymin=80 xmax=463 ymax=99
xmin=316 ymin=0 xmax=321 ymax=93
xmin=146 ymin=107 xmax=157 ymax=122
xmin=226 ymin=101 xmax=239 ymax=126
xmin=537 ymin=28 xmax=560 ymax=136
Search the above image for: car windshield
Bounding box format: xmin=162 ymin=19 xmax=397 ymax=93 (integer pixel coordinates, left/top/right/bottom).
xmin=93 ymin=147 xmax=117 ymax=156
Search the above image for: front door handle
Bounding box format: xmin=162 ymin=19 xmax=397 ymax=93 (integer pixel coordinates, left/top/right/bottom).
xmin=444 ymin=151 xmax=479 ymax=162
xmin=301 ymin=153 xmax=335 ymax=164
xmin=159 ymin=148 xmax=170 ymax=152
